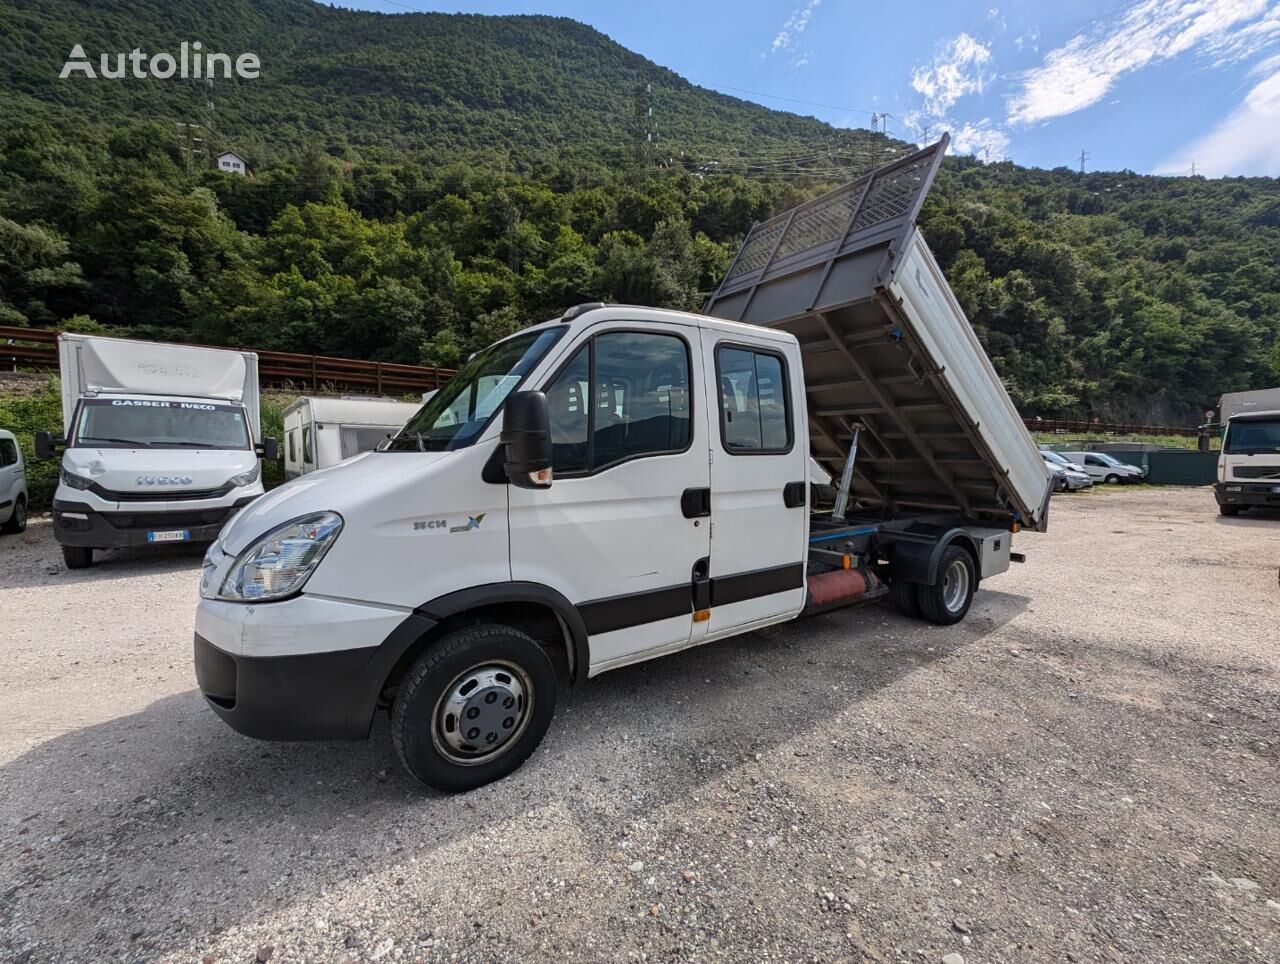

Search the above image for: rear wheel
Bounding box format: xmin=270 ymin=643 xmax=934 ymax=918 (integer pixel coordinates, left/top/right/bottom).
xmin=392 ymin=623 xmax=557 ymax=793
xmin=62 ymin=545 xmax=93 ymax=569
xmin=1219 ymin=503 xmax=1240 ymax=516
xmin=890 ymin=578 xmax=921 ymax=618
xmin=1 ymin=496 xmax=25 ymax=534
xmin=918 ymin=546 xmax=976 ymax=626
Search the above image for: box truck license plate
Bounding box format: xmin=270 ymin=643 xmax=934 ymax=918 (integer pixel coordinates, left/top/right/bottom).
xmin=147 ymin=529 xmax=190 ymax=543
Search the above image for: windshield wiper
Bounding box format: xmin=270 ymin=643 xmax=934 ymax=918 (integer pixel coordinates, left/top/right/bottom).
xmin=163 ymin=440 xmax=240 ymax=448
xmin=79 ymin=436 xmax=151 ymax=447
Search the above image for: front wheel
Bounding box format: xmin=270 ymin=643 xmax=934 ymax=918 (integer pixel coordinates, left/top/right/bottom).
xmin=1 ymin=496 xmax=25 ymax=534
xmin=62 ymin=544 xmax=93 ymax=569
xmin=1104 ymin=474 xmax=1120 ymax=485
xmin=392 ymin=624 xmax=557 ymax=793
xmin=918 ymin=546 xmax=976 ymax=626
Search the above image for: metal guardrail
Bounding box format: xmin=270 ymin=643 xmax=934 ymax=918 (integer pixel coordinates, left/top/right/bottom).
xmin=1026 ymin=418 xmax=1200 ymax=438
xmin=0 ymin=325 xmax=456 ymax=395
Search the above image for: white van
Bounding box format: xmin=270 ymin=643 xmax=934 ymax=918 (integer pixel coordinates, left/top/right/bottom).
xmin=282 ymin=396 xmax=420 ymax=478
xmin=0 ymin=429 xmax=28 ymax=534
xmin=1058 ymin=451 xmax=1144 ymax=484
xmin=193 ymin=139 xmax=1052 ymax=793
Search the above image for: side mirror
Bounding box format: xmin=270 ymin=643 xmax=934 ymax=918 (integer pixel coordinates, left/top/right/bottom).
xmin=34 ymin=431 xmax=63 ymax=460
xmin=258 ymin=437 xmax=280 ymax=461
xmin=501 ymin=391 xmax=552 ymax=489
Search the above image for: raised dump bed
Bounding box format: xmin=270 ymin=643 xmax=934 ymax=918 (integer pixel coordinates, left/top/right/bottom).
xmin=705 ymin=136 xmax=1051 ymax=531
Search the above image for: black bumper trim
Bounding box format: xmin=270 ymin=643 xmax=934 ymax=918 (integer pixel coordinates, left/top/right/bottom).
xmin=1214 ymin=481 xmax=1280 ymax=507
xmin=195 ymin=612 xmax=437 ymax=741
xmin=52 ymin=497 xmax=257 ymax=548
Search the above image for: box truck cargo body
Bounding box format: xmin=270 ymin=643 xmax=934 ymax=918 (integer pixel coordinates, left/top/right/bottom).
xmin=193 ymin=138 xmax=1052 ymax=792
xmin=38 ymin=334 xmax=275 ymax=568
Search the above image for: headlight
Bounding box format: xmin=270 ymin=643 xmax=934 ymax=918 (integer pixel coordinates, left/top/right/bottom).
xmin=218 ymin=511 xmax=343 ymax=602
xmin=227 ymin=462 xmax=261 ymax=488
xmin=61 ymin=468 xmax=93 ymax=490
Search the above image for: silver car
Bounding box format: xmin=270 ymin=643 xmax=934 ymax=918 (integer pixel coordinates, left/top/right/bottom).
xmin=1042 ymin=451 xmax=1092 ymax=491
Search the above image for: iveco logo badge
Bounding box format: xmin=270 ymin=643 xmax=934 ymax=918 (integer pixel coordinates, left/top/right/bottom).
xmin=137 ymin=475 xmax=194 ymax=486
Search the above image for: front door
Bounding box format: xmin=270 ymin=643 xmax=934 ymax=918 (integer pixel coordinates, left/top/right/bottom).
xmin=698 ymin=331 xmax=808 ymax=637
xmin=509 ymin=320 xmax=711 ymax=673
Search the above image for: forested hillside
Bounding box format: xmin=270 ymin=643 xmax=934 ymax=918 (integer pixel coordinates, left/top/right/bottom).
xmin=1 ymin=0 xmax=1278 ymax=422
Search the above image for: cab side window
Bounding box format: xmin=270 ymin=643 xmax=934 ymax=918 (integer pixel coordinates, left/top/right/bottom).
xmin=716 ymin=345 xmax=792 ymax=454
xmin=543 ymin=330 xmax=691 ymax=475
xmin=1085 ymin=455 xmax=1104 ymax=466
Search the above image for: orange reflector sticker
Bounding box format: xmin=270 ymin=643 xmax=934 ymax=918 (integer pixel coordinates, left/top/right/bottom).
xmin=1010 ymin=521 xmax=1021 ymax=533
xmin=842 ymin=554 xmax=852 ymax=570
xmin=693 ymin=610 xmax=710 ymax=623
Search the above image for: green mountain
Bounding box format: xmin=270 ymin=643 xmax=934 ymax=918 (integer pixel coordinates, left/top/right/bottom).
xmin=1 ymin=0 xmax=1278 ymax=423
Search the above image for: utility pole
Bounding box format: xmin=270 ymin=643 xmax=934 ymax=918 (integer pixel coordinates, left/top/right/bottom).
xmin=1078 ymin=149 xmax=1090 ymax=174
xmin=175 ymin=121 xmax=207 ymax=173
xmin=1190 ymin=161 xmax=1197 ymax=177
xmin=982 ymin=145 xmax=992 ymax=164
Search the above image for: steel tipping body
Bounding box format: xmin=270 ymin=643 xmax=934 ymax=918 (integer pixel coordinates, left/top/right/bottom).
xmin=705 ymin=136 xmax=1051 ymax=531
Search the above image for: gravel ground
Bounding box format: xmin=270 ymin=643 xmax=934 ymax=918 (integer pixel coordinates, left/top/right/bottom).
xmin=1 ymin=487 xmax=1278 ymax=963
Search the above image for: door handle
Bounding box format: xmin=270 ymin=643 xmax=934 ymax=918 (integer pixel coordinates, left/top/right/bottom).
xmin=783 ymin=481 xmax=807 ymax=508
xmin=681 ymin=487 xmax=711 ymax=518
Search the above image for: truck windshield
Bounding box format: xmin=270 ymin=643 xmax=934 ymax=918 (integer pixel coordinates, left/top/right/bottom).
xmin=1224 ymin=418 xmax=1280 ymax=454
xmin=385 ymin=327 xmax=564 ymax=452
xmin=74 ymin=399 xmax=250 ymax=450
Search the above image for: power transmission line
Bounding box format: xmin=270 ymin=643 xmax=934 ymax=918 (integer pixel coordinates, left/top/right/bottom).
xmin=1078 ymin=149 xmax=1090 ymax=174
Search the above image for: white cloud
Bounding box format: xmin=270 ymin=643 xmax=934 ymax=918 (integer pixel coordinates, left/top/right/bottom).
xmin=948 ymin=119 xmax=1013 ymax=162
xmin=767 ymin=0 xmax=823 ymax=65
xmin=1155 ymin=55 xmax=1280 ymax=175
xmin=1013 ymin=26 xmax=1040 ymax=52
xmin=1008 ymin=0 xmax=1280 ymax=126
xmin=911 ymin=33 xmax=993 ymax=116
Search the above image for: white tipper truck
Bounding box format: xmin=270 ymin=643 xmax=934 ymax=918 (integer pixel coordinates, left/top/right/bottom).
xmin=36 ymin=333 xmax=277 ymax=569
xmin=1215 ymin=386 xmax=1280 ymax=515
xmin=193 ymin=137 xmax=1053 ymax=792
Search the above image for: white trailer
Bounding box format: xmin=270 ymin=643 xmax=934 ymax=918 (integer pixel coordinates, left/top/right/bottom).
xmin=193 ymin=138 xmax=1052 ymax=792
xmin=1215 ymin=387 xmax=1280 ymax=515
xmin=282 ymin=396 xmax=420 ymax=478
xmin=36 ymin=334 xmax=276 ymax=569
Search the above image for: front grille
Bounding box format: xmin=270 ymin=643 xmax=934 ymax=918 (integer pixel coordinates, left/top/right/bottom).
xmin=1233 ymin=465 xmax=1280 ymax=480
xmin=92 ymin=481 xmax=234 ymax=502
xmin=102 ymin=508 xmax=234 ymax=530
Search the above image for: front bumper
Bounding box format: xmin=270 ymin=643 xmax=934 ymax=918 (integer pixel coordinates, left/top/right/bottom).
xmin=1215 ymin=481 xmax=1280 ymax=507
xmin=52 ymin=497 xmax=257 ymax=548
xmin=194 ymin=594 xmax=435 ymax=740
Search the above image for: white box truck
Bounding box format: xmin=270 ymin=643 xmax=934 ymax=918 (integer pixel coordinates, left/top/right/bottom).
xmin=193 ymin=138 xmax=1052 ymax=791
xmin=1215 ymin=387 xmax=1280 ymax=515
xmin=36 ymin=334 xmax=277 ymax=568
xmin=282 ymin=396 xmax=420 ymax=479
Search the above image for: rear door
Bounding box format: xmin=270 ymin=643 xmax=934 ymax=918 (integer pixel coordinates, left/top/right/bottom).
xmin=698 ymin=330 xmax=808 ymax=637
xmin=509 ymin=319 xmax=711 ymax=673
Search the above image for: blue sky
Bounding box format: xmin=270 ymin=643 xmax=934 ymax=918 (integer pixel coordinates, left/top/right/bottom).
xmin=338 ymin=1 xmax=1280 ymax=177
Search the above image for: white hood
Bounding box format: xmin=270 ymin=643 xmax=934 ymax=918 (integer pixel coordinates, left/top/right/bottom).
xmin=218 ymin=450 xmax=453 ymax=554
xmin=63 ymin=447 xmax=257 ymax=495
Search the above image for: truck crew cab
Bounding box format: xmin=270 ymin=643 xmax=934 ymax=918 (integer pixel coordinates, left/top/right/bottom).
xmin=194 ymin=138 xmax=1053 ymax=792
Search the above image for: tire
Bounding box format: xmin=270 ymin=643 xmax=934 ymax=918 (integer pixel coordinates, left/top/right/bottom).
xmin=918 ymin=545 xmax=976 ymax=626
xmin=1 ymin=496 xmax=25 ymax=534
xmin=392 ymin=623 xmax=557 ymax=793
xmin=1219 ymin=503 xmax=1240 ymax=516
xmin=62 ymin=545 xmax=93 ymax=569
xmin=890 ymin=578 xmax=921 ymax=618
xmin=1104 ymin=474 xmax=1120 ymax=485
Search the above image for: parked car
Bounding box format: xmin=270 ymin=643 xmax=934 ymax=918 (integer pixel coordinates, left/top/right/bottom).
xmin=0 ymin=429 xmax=29 ymax=534
xmin=1041 ymin=451 xmax=1092 ymax=490
xmin=1059 ymin=451 xmax=1145 ymax=484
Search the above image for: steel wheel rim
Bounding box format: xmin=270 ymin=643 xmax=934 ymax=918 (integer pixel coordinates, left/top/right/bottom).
xmin=431 ymin=660 xmax=534 ymax=766
xmin=942 ymin=558 xmax=970 ymax=613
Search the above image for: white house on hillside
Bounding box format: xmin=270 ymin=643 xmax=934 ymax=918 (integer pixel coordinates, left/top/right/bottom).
xmin=216 ymin=151 xmax=252 ymax=176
